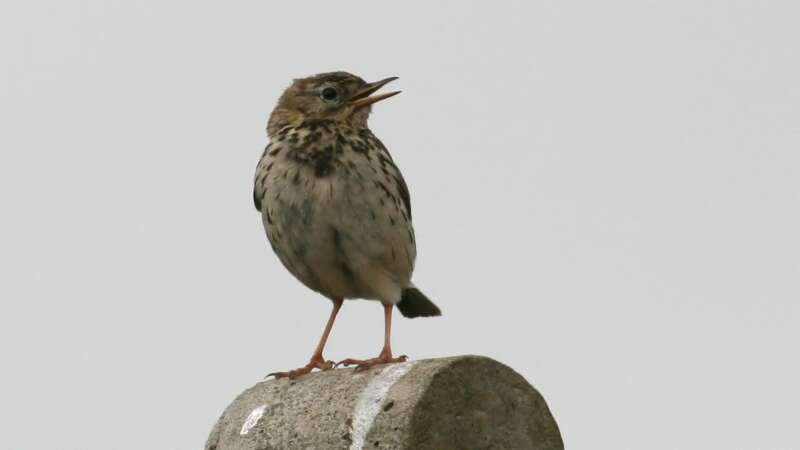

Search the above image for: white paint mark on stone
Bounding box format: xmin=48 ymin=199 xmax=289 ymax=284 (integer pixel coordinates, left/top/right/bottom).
xmin=349 ymin=361 xmax=416 ymax=450
xmin=240 ymin=404 xmax=268 ymax=436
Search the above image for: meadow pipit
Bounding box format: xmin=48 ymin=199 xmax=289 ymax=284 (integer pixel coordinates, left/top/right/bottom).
xmin=253 ymin=72 xmax=441 ymax=379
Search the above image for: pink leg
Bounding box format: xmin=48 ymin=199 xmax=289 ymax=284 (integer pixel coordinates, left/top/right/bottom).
xmin=336 ymin=303 xmax=408 ymax=371
xmin=267 ymin=299 xmax=343 ymax=379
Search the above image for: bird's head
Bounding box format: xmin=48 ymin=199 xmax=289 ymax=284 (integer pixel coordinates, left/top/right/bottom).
xmin=267 ymin=71 xmax=400 ymax=136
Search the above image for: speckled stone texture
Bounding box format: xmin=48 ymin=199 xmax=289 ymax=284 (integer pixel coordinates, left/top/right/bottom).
xmin=205 ymin=355 xmax=563 ymax=450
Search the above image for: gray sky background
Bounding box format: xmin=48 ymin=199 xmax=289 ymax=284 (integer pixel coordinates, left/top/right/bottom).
xmin=2 ymin=1 xmax=798 ymax=449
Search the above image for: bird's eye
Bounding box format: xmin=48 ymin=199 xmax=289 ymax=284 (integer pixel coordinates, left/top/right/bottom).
xmin=321 ymin=87 xmax=339 ymax=102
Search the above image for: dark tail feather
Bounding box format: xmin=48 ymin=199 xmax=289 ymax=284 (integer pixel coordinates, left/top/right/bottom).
xmin=397 ymin=287 xmax=441 ymax=318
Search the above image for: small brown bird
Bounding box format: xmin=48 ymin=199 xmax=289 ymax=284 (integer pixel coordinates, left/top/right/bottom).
xmin=254 ymin=72 xmax=441 ymax=379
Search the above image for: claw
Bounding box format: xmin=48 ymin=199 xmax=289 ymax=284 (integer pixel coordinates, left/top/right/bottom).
xmin=265 ymin=366 xmax=310 ymax=380
xmin=266 ymin=355 xmax=334 ymax=380
xmin=335 ymin=353 xmax=409 ymax=372
xmin=334 ymin=358 xmax=360 ymax=369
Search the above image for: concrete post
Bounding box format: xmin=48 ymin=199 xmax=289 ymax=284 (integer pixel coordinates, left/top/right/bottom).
xmin=205 ymin=355 xmax=563 ymax=450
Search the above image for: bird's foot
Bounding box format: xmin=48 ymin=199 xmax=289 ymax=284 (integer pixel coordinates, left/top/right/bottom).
xmin=266 ymin=355 xmax=335 ymax=380
xmin=335 ymin=350 xmax=407 ymax=372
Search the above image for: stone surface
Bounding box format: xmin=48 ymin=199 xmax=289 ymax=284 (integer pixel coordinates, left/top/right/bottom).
xmin=205 ymin=355 xmax=563 ymax=450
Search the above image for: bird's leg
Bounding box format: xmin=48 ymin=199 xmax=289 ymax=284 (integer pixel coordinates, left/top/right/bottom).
xmin=267 ymin=298 xmax=343 ymax=380
xmin=336 ymin=303 xmax=407 ymax=371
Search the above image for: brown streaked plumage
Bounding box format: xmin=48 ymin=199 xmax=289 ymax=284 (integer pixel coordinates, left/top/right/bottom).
xmin=253 ymin=72 xmax=440 ymax=379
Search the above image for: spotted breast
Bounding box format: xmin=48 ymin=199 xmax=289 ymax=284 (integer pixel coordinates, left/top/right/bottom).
xmin=253 ymin=119 xmax=416 ymax=304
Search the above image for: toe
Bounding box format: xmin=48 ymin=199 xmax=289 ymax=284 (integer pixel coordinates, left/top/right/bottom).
xmin=265 ymin=371 xmax=290 ymax=380
xmin=266 ymin=361 xmax=323 ymax=380
xmin=335 ymin=358 xmax=364 ymax=368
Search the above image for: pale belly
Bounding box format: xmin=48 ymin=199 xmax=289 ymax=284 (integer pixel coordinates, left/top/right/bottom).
xmin=261 ymin=162 xmax=414 ymax=303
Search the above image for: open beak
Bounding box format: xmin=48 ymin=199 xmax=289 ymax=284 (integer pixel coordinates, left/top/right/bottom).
xmin=349 ymin=77 xmax=400 ymax=110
